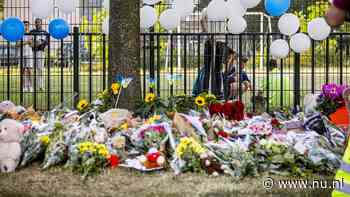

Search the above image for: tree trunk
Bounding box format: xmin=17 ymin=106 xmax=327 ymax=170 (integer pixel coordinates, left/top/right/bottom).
xmin=108 ymin=0 xmax=141 ymax=110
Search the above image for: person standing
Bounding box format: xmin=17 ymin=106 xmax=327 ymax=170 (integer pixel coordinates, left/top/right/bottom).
xmin=22 ymin=21 xmax=33 ymax=92
xmin=30 ymin=18 xmax=48 ymax=91
xmin=200 ymin=7 xmax=227 ymax=98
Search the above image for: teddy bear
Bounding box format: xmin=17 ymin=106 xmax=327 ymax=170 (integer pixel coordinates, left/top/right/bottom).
xmin=100 ymin=109 xmax=133 ymax=132
xmin=0 ymin=101 xmax=16 ymax=114
xmin=0 ymin=119 xmax=24 ymax=173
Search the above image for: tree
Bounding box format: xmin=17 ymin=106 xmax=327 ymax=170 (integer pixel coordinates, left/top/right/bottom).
xmin=109 ymin=0 xmax=141 ymax=110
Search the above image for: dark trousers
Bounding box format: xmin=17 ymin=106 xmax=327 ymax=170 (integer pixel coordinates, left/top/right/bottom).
xmin=203 ymin=39 xmax=225 ymax=98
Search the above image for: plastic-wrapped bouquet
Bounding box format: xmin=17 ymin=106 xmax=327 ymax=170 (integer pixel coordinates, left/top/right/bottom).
xmin=42 ymin=140 xmax=67 ymax=169
xmin=316 ymin=83 xmax=347 ymax=116
xmin=174 ymin=137 xmax=206 ymax=173
xmin=20 ymin=132 xmax=48 ymax=167
xmin=66 ymin=141 xmax=109 ymax=177
xmin=132 ymin=123 xmax=170 ymax=151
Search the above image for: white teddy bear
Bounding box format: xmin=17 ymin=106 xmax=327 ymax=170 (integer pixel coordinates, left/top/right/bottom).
xmin=0 ymin=119 xmax=24 ymax=173
xmin=0 ymin=101 xmax=16 ymax=114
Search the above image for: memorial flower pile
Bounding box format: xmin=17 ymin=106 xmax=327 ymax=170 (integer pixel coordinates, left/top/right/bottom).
xmin=0 ymin=82 xmax=346 ymax=179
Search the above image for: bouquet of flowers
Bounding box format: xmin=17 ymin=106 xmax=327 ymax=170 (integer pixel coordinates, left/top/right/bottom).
xmin=207 ymin=100 xmax=245 ymax=121
xmin=167 ymin=94 xmax=195 ymax=114
xmin=135 ymin=93 xmax=167 ymax=118
xmin=252 ymin=139 xmax=314 ymax=177
xmin=316 ymin=83 xmax=347 ymax=116
xmin=175 ymin=137 xmax=206 ymax=173
xmin=42 ymin=140 xmax=67 ymax=169
xmin=20 ymin=132 xmax=49 ymax=167
xmin=207 ymin=142 xmax=258 ymax=177
xmin=133 ymin=123 xmax=170 ymax=151
xmin=194 ymin=92 xmax=217 ymax=112
xmin=66 ymin=141 xmax=109 ymax=177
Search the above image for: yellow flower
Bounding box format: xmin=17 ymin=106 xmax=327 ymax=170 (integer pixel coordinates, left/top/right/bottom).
xmin=111 ymin=83 xmax=121 ymax=95
xmin=146 ymin=114 xmax=162 ymax=124
xmin=77 ymin=99 xmax=89 ymax=111
xmin=40 ymin=136 xmax=50 ymax=145
xmin=145 ymin=93 xmax=156 ymax=103
xmin=175 ymin=137 xmax=205 ymax=158
xmin=195 ymin=96 xmax=206 ymax=107
xmin=119 ymin=122 xmax=128 ymax=130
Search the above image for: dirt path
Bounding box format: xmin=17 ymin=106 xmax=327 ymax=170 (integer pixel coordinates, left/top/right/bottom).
xmin=0 ymin=164 xmax=333 ymax=197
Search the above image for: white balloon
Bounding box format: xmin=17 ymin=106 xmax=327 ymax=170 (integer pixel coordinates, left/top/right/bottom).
xmin=159 ymin=9 xmax=181 ymax=30
xmin=207 ymin=0 xmax=227 ymax=21
xmin=240 ymin=0 xmax=261 ymax=9
xmin=270 ymin=39 xmax=290 ymax=58
xmin=226 ymin=0 xmax=247 ymax=18
xmin=290 ymin=33 xmax=311 ymax=53
xmin=228 ymin=15 xmax=247 ymax=34
xmin=143 ymin=0 xmax=161 ymax=5
xmin=278 ymin=13 xmax=299 ymax=36
xmin=174 ymin=0 xmax=194 ymax=19
xmin=57 ymin=0 xmax=78 ymax=14
xmin=140 ymin=6 xmax=157 ymax=29
xmin=307 ymin=17 xmax=331 ymax=41
xmin=31 ymin=0 xmax=53 ymax=18
xmin=102 ymin=18 xmax=109 ymax=34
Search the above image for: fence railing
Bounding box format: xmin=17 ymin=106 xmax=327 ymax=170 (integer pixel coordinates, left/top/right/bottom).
xmin=1 ymin=31 xmax=350 ymax=112
xmin=140 ymin=32 xmax=350 ymax=112
xmin=0 ymin=27 xmax=107 ymax=110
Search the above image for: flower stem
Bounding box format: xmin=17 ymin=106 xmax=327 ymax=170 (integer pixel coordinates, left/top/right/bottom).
xmin=115 ymin=88 xmax=123 ymax=108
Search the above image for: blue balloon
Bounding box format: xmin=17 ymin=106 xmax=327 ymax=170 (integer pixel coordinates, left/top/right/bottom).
xmin=49 ymin=19 xmax=70 ymax=39
xmin=265 ymin=0 xmax=290 ymax=17
xmin=1 ymin=17 xmax=25 ymax=42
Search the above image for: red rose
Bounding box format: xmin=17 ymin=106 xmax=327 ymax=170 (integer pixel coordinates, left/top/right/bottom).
xmin=209 ymin=103 xmax=223 ymax=116
xmin=271 ymin=118 xmax=280 ymax=127
xmin=232 ymin=101 xmax=245 ymax=121
xmin=146 ymin=152 xmax=160 ymax=162
xmin=217 ymin=131 xmax=229 ymax=138
xmin=108 ymin=154 xmax=120 ymax=168
xmin=222 ymin=102 xmax=234 ymax=120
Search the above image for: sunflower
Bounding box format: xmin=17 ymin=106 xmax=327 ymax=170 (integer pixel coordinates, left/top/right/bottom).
xmin=40 ymin=136 xmax=50 ymax=145
xmin=77 ymin=99 xmax=89 ymax=111
xmin=145 ymin=93 xmax=156 ymax=103
xmin=195 ymin=96 xmax=206 ymax=107
xmin=111 ymin=83 xmax=121 ymax=95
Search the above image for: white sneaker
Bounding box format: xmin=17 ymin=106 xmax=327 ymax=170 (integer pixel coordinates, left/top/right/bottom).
xmin=23 ymin=87 xmax=28 ymax=92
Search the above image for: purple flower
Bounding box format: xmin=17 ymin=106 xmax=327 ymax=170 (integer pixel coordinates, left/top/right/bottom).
xmin=321 ymin=83 xmax=347 ymax=100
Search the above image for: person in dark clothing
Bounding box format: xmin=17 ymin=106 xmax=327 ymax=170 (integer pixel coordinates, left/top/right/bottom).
xmin=30 ymin=18 xmax=49 ymax=90
xmin=224 ymin=50 xmax=250 ymax=99
xmin=326 ymin=0 xmax=350 ymax=27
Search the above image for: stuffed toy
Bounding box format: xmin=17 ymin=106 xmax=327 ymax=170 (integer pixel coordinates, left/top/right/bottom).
xmin=100 ymin=109 xmax=133 ymax=132
xmin=0 ymin=119 xmax=24 ymax=173
xmin=304 ymin=94 xmax=318 ymax=115
xmin=0 ymin=101 xmax=16 ymax=114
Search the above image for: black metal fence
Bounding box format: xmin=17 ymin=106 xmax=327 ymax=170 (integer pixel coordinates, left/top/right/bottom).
xmin=0 ymin=27 xmax=107 ymax=110
xmin=141 ymin=32 xmax=350 ymax=112
xmin=1 ymin=31 xmax=350 ymax=112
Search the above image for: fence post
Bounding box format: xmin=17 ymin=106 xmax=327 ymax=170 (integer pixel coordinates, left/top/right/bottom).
xmin=294 ymin=52 xmax=301 ymax=110
xmin=73 ymin=27 xmax=80 ymax=106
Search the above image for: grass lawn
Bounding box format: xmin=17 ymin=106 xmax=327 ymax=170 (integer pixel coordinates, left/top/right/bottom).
xmin=0 ymin=164 xmax=334 ymax=197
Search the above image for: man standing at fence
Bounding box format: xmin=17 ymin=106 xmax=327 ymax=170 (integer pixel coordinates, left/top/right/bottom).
xmin=30 ymin=18 xmax=48 ymax=91
xmin=200 ymin=6 xmax=227 ymax=99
